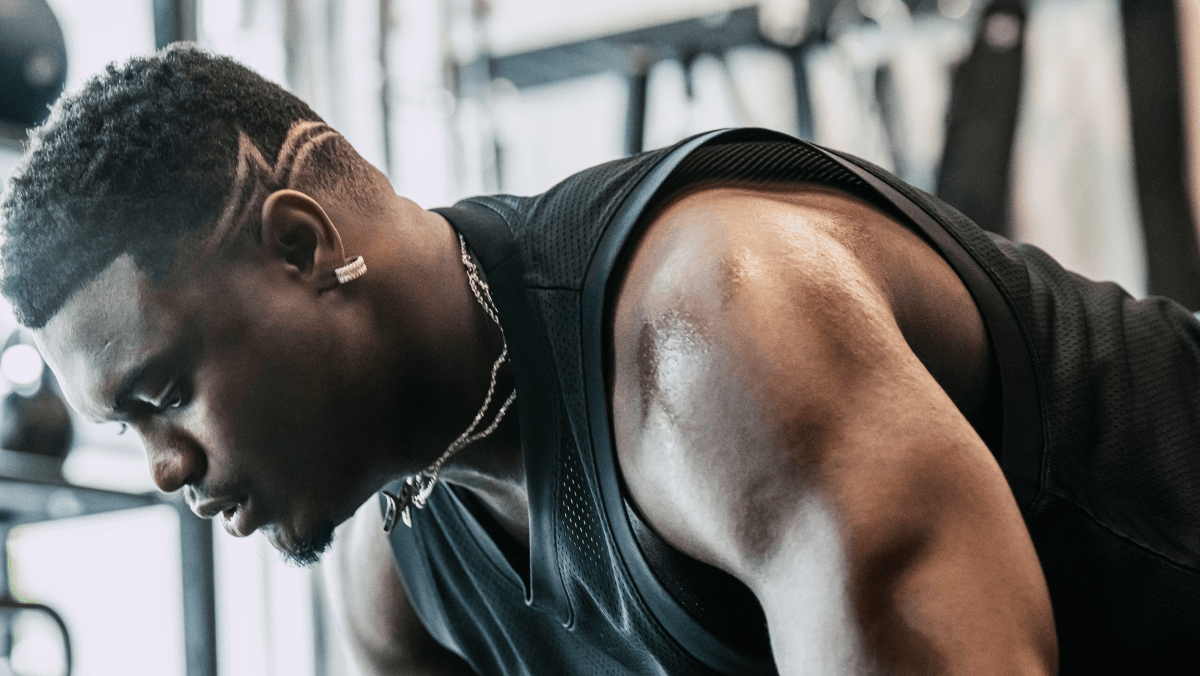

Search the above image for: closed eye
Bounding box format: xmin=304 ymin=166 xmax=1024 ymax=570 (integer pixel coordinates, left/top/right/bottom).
xmin=107 ymin=328 xmax=201 ymax=422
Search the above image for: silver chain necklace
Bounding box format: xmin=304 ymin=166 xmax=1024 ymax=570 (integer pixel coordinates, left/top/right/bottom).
xmin=381 ymin=234 xmax=518 ymax=533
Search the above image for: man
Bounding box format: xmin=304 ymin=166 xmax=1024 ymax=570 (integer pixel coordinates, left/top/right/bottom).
xmin=2 ymin=46 xmax=1197 ymax=675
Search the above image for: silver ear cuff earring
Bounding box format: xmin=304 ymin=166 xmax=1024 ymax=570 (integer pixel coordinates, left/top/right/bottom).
xmin=335 ymin=256 xmax=367 ymax=284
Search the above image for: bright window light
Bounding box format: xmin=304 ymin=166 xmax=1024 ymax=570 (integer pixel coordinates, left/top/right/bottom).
xmin=1 ymin=343 xmax=44 ymax=386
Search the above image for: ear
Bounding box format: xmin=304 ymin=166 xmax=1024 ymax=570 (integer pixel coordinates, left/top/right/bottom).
xmin=259 ymin=189 xmax=345 ymax=291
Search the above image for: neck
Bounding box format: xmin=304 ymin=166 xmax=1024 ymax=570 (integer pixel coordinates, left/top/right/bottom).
xmin=365 ymin=198 xmax=528 ymax=543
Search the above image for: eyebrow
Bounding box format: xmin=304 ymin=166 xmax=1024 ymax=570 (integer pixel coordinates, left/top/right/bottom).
xmin=107 ymin=360 xmax=155 ymax=422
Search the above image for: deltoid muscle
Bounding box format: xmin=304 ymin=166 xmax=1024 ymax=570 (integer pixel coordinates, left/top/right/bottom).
xmin=205 ymin=120 xmax=340 ymax=254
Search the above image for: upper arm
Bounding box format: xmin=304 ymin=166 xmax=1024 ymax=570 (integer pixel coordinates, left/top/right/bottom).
xmin=611 ymin=188 xmax=1056 ymax=675
xmin=322 ymin=499 xmax=475 ymax=676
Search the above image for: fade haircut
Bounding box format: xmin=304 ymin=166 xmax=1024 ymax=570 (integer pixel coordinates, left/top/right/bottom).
xmin=0 ymin=44 xmax=377 ymax=329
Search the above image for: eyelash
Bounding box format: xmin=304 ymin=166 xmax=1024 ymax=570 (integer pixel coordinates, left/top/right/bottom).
xmin=156 ymin=384 xmax=189 ymax=413
xmin=113 ymin=378 xmax=190 ymax=423
xmin=161 ymin=387 xmax=184 ymax=409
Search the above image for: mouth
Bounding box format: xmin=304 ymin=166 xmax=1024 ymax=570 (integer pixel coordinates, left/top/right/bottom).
xmin=220 ymin=498 xmax=261 ymax=538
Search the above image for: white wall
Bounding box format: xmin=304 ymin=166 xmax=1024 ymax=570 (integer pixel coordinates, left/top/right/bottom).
xmin=7 ymin=506 xmax=186 ymax=676
xmin=44 ymin=0 xmax=157 ymax=94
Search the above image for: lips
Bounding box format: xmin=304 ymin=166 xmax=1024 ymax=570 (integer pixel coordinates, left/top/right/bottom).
xmin=190 ymin=493 xmax=261 ymax=537
xmin=193 ymin=495 xmax=242 ymax=519
xmin=220 ymin=498 xmax=260 ymax=537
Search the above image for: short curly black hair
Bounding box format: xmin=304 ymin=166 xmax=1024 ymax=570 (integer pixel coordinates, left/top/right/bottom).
xmin=0 ymin=44 xmax=366 ymax=328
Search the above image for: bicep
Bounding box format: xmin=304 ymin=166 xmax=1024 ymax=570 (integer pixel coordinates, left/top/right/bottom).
xmin=611 ymin=197 xmax=1055 ymax=674
xmin=322 ymin=500 xmax=475 ymax=676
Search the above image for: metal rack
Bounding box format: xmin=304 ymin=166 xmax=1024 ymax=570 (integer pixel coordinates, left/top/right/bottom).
xmin=482 ymin=2 xmax=914 ymax=157
xmin=0 ymin=449 xmax=216 ymax=676
xmin=488 ymin=5 xmax=800 ymax=156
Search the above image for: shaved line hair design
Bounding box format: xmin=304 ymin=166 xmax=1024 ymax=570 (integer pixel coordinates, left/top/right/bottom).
xmin=206 ymin=121 xmax=341 ymax=255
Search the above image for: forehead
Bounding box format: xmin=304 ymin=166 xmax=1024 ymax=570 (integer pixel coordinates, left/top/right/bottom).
xmin=35 ymin=255 xmax=185 ymax=419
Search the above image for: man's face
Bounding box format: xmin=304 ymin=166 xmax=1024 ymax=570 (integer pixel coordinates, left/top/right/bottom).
xmin=36 ymin=253 xmax=393 ymax=565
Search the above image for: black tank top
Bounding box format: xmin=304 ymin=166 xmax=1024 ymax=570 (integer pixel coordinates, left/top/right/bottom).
xmin=382 ymin=128 xmax=1200 ymax=675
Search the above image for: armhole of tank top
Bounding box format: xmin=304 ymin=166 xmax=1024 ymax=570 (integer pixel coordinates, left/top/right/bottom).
xmin=582 ymin=128 xmax=779 ymax=676
xmin=811 ymin=147 xmax=1045 ymax=512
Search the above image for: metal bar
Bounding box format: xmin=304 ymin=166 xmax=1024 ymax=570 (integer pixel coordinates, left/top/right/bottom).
xmin=379 ymin=0 xmax=394 ymax=177
xmin=1122 ymin=0 xmax=1200 ymax=309
xmin=1 ymin=525 xmax=11 ymax=663
xmin=0 ymin=480 xmax=159 ymax=526
xmin=153 ymin=0 xmax=198 ymax=49
xmin=624 ymin=70 xmax=649 ymax=156
xmin=492 ymin=6 xmax=764 ymax=90
xmin=177 ymin=500 xmax=217 ymax=676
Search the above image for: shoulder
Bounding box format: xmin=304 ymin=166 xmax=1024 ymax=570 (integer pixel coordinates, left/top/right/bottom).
xmin=607 ymin=184 xmax=1056 ymax=672
xmin=614 ymin=183 xmax=904 ymax=335
xmin=611 ymin=182 xmax=917 ymax=421
xmin=609 ymin=184 xmax=921 ymax=566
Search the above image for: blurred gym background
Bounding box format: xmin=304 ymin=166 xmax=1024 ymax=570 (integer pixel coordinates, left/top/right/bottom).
xmin=1 ymin=0 xmax=1197 ymax=674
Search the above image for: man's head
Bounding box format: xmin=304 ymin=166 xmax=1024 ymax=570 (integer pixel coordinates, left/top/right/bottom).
xmin=1 ymin=44 xmax=378 ymax=328
xmin=1 ymin=46 xmax=418 ymax=565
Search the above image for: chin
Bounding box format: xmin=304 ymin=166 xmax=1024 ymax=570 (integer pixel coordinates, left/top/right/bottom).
xmin=265 ymin=520 xmax=336 ymax=568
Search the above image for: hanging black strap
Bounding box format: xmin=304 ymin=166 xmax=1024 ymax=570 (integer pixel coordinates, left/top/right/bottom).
xmin=936 ymin=0 xmax=1028 ymax=239
xmin=786 ymin=43 xmax=817 ymax=142
xmin=1122 ymin=0 xmax=1200 ymax=310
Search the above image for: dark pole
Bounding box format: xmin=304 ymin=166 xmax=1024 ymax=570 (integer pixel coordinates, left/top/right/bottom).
xmin=936 ymin=0 xmax=1027 ymax=239
xmin=177 ymin=501 xmax=217 ymax=676
xmin=624 ymin=48 xmax=651 ymax=157
xmin=153 ymin=0 xmax=197 ymax=48
xmin=1 ymin=524 xmax=11 ymax=663
xmin=787 ymin=44 xmax=815 ymax=142
xmin=1122 ymin=0 xmax=1200 ymax=309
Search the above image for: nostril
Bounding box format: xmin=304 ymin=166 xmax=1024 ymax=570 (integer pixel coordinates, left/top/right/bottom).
xmin=150 ymin=453 xmax=189 ymax=493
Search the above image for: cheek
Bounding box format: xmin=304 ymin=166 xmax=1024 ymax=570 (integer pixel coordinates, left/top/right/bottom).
xmin=194 ymin=340 xmax=373 ymax=504
xmin=188 ymin=279 xmax=374 ymax=499
xmin=195 ymin=347 xmax=331 ymax=471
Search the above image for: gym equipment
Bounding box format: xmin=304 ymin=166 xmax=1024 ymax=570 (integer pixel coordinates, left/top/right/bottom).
xmin=0 ymin=598 xmax=71 ymax=676
xmin=0 ymin=0 xmax=67 ymax=130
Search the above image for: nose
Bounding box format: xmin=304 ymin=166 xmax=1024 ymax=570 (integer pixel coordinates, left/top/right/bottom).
xmin=140 ymin=425 xmax=206 ymax=493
